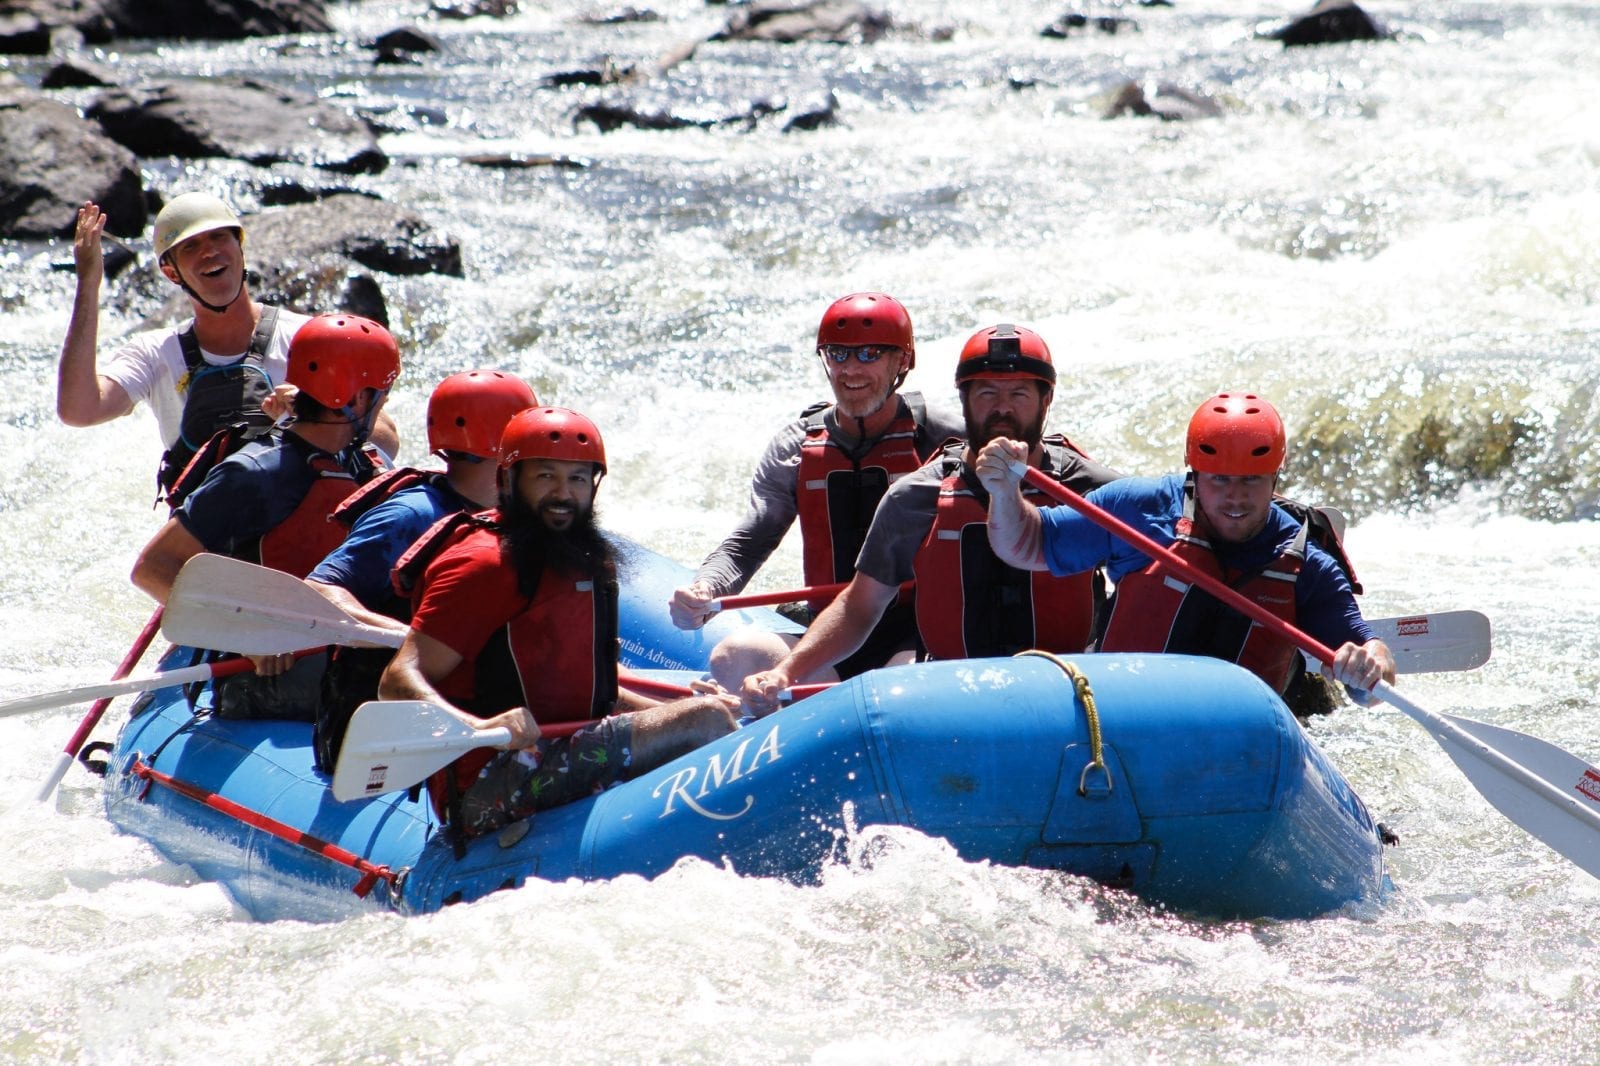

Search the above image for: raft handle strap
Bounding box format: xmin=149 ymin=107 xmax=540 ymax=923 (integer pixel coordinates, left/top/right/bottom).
xmin=1017 ymin=650 xmax=1112 ymax=796
xmin=128 ymin=756 xmax=399 ymax=899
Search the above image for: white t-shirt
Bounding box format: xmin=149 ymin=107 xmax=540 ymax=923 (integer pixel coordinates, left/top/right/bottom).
xmin=100 ymin=307 xmax=311 ymax=449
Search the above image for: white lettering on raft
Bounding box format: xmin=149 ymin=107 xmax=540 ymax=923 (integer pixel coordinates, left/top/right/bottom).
xmin=651 ymin=725 xmax=783 ymax=820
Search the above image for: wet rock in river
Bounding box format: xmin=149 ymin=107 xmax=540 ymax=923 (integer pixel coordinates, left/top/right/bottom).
xmin=0 ymin=91 xmax=145 ymax=238
xmin=3 ymin=0 xmax=332 ymax=44
xmin=373 ymin=26 xmax=441 ymax=65
xmin=1262 ymin=0 xmax=1391 ymax=46
xmin=0 ymin=9 xmax=52 ymax=53
xmin=40 ymin=56 xmax=120 ymax=88
xmin=709 ymin=0 xmax=891 ymax=45
xmin=1101 ymin=80 xmax=1222 ymax=121
xmin=87 ymin=79 xmax=388 ymax=175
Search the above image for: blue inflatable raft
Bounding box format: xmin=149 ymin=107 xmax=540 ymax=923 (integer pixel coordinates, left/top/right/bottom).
xmin=103 ymin=644 xmax=1388 ymax=922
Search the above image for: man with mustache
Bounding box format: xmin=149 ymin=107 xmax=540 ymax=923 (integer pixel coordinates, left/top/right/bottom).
xmin=380 ymin=406 xmax=740 ymax=838
xmin=740 ymin=323 xmax=1121 ymax=716
xmin=58 ymin=193 xmax=397 ymax=496
xmin=669 ymin=293 xmax=962 ymax=690
xmin=975 ymin=391 xmax=1394 ymax=702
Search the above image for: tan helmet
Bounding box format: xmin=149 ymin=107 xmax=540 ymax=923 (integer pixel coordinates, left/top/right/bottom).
xmin=152 ymin=192 xmax=242 ymax=262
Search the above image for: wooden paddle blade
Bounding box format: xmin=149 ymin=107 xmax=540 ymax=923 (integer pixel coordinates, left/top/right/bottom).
xmin=331 ymin=700 xmax=511 ymax=802
xmin=165 ymin=553 xmax=403 ymax=655
xmin=1368 ymin=610 xmax=1492 ymax=673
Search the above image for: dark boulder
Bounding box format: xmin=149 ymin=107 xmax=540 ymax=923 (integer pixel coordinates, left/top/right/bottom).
xmin=88 ymin=79 xmax=387 ymax=174
xmin=373 ymin=26 xmax=440 ymax=64
xmin=2 ymin=0 xmax=331 ymax=43
xmin=40 ymin=57 xmax=120 ymax=88
xmin=782 ymin=89 xmax=839 ymax=132
xmin=91 ymin=0 xmax=331 ymax=40
xmin=709 ymin=0 xmax=891 ymax=45
xmin=257 ymin=180 xmax=381 ymax=207
xmin=461 ymin=152 xmax=589 ymax=169
xmin=240 ymin=193 xmax=462 ymax=314
xmin=335 ymin=273 xmax=388 ymax=326
xmin=573 ymin=101 xmax=707 ymax=132
xmin=573 ymin=95 xmax=786 ymax=133
xmin=541 ymin=59 xmax=636 ymax=88
xmin=1263 ymin=0 xmax=1391 ymax=46
xmin=0 ymin=10 xmax=51 ymax=53
xmin=0 ymin=91 xmax=145 ymax=238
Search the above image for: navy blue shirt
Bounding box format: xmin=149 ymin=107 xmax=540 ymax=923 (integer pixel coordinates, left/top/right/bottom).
xmin=176 ymin=431 xmax=365 ymax=557
xmin=1039 ymin=473 xmax=1374 ymax=652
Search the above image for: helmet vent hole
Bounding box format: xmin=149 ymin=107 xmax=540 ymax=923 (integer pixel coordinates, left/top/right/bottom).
xmin=454 ymin=417 xmax=467 ymax=428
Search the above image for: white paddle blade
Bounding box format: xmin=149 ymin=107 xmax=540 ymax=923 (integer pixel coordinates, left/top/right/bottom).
xmin=1368 ymin=610 xmax=1491 ymax=673
xmin=331 ymin=700 xmax=511 ymax=802
xmin=1376 ymin=683 xmax=1600 ymax=881
xmin=165 ymin=553 xmax=403 ymax=655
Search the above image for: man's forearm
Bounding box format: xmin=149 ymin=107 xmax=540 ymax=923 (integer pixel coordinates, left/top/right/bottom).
xmin=986 ymin=490 xmax=1049 ymax=570
xmin=57 ymin=274 xmax=117 ymax=427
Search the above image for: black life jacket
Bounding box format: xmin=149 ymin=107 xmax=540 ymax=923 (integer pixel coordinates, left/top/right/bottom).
xmin=155 ymin=306 xmax=281 ymax=501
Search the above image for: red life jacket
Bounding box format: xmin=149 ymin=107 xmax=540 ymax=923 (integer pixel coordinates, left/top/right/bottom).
xmin=912 ymin=438 xmax=1098 ymax=660
xmin=331 ymin=465 xmax=440 ymax=529
xmin=397 ymin=512 xmax=619 ymax=823
xmin=795 ymin=393 xmax=932 ymax=612
xmin=1097 ymin=478 xmax=1308 ymax=693
xmin=394 ymin=512 xmax=619 ymax=724
xmin=252 ymin=451 xmax=372 ymax=579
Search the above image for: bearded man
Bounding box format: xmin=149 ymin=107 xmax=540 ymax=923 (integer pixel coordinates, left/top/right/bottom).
xmin=379 ymin=406 xmax=739 ymax=838
xmin=739 ymin=324 xmax=1122 ymax=717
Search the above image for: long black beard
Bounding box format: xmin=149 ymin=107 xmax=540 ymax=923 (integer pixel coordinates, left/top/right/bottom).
xmin=499 ymin=493 xmax=616 ymax=597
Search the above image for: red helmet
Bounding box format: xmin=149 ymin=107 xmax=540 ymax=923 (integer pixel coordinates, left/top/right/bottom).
xmin=816 ymin=292 xmax=914 ymax=368
xmin=954 ymin=323 xmax=1056 ymax=387
xmin=1185 ymin=392 xmax=1286 ymax=475
xmin=427 ymin=370 xmax=539 ymax=459
xmin=498 ymin=407 xmax=607 ymax=473
xmin=286 ymin=314 xmax=400 ymax=409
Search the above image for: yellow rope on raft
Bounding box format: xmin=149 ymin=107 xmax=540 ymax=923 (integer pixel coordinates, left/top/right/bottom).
xmin=1017 ymin=650 xmax=1113 ymax=796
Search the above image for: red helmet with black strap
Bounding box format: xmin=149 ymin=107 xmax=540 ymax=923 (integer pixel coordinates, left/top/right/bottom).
xmin=816 ymin=292 xmax=915 ymax=369
xmin=954 ymin=323 xmax=1056 ymax=387
xmin=286 ymin=314 xmax=401 ymax=409
xmin=1185 ymin=392 xmax=1286 ymax=475
xmin=498 ymin=406 xmax=608 ymax=474
xmin=427 ymin=370 xmax=539 ymax=459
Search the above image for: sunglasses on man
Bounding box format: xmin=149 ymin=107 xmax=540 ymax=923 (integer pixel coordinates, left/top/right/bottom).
xmin=818 ymin=344 xmax=901 ymax=364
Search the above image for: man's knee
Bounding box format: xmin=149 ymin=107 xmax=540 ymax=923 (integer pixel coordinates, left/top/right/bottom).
xmin=708 ymin=630 xmax=795 ymax=691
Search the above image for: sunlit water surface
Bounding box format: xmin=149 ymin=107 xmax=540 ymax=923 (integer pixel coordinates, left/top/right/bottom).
xmin=1 ymin=1 xmax=1598 ymax=1061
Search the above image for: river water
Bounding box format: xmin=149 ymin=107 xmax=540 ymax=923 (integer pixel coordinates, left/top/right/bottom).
xmin=1 ymin=0 xmax=1598 ymax=1061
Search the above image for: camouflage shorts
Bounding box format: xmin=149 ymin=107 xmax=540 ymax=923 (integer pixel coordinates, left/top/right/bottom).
xmin=457 ymin=716 xmax=634 ymax=838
